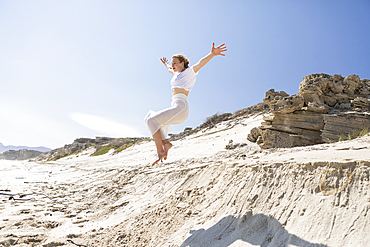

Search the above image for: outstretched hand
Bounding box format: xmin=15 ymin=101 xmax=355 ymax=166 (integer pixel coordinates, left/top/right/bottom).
xmin=160 ymin=57 xmax=174 ymax=74
xmin=160 ymin=57 xmax=169 ymax=65
xmin=211 ymin=43 xmax=227 ymax=56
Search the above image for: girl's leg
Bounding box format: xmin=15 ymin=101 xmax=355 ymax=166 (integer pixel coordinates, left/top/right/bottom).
xmin=162 ymin=139 xmax=172 ymax=160
xmin=152 ymin=129 xmax=167 ymax=166
xmin=146 ymin=96 xmax=188 ymax=165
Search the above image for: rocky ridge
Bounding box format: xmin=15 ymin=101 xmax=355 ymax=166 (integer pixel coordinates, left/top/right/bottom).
xmin=0 ymin=149 xmax=43 ymax=160
xmin=249 ymin=73 xmax=370 ymax=149
xmin=35 ymin=137 xmax=149 ymax=161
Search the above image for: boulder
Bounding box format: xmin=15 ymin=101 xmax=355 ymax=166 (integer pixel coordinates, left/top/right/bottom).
xmin=247 ymin=127 xmax=260 ymax=142
xmin=263 ymin=89 xmax=304 ymax=114
xmin=298 ymin=74 xmax=370 ymax=106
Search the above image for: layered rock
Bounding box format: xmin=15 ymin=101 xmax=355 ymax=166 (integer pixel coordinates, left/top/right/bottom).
xmin=252 ymin=73 xmax=370 ymax=148
xmin=321 ymin=112 xmax=370 ymax=142
xmin=259 ymin=111 xmax=324 ymax=148
xmin=351 ymin=97 xmax=370 ymax=111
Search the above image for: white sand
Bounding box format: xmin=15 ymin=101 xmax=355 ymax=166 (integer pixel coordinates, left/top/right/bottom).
xmin=1 ymin=113 xmax=369 ymax=246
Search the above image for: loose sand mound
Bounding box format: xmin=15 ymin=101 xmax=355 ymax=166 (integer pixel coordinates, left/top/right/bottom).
xmin=1 ymin=113 xmax=369 ymax=246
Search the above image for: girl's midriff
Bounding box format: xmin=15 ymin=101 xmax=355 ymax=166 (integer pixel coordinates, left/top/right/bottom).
xmin=172 ymin=87 xmax=189 ymax=96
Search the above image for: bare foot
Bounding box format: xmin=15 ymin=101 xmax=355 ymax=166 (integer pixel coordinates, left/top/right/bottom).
xmin=151 ymin=152 xmax=167 ymax=166
xmin=163 ymin=140 xmax=172 ymax=160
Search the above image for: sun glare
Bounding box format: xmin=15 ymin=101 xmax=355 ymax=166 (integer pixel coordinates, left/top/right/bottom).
xmin=69 ymin=112 xmax=144 ymax=138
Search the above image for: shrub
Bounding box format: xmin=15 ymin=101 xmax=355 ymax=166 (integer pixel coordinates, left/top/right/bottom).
xmin=92 ymin=138 xmax=150 ymax=156
xmin=113 ymin=143 xmax=134 ymax=154
xmin=47 ymin=153 xmax=69 ymax=161
xmin=200 ymin=112 xmax=232 ymax=129
xmin=93 ymin=145 xmax=113 ymax=156
xmin=113 ymin=138 xmax=149 ymax=154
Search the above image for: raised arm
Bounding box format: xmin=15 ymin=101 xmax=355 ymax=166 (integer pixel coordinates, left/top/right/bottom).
xmin=160 ymin=57 xmax=174 ymax=75
xmin=193 ymin=43 xmax=227 ymax=73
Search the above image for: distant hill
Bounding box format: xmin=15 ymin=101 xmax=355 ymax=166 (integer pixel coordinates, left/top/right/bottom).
xmin=0 ymin=149 xmax=44 ymax=160
xmin=0 ymin=142 xmax=51 ymax=153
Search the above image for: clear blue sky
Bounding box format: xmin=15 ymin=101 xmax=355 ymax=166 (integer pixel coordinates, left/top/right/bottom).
xmin=1 ymin=0 xmax=369 ymax=149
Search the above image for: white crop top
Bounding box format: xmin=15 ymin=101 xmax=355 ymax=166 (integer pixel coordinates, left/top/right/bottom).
xmin=170 ymin=66 xmax=198 ymax=92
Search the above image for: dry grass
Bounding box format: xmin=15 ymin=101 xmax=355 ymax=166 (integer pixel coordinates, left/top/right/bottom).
xmin=338 ymin=128 xmax=369 ymax=142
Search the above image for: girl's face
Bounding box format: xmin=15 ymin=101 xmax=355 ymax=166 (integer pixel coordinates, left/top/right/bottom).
xmin=171 ymin=58 xmax=185 ymax=72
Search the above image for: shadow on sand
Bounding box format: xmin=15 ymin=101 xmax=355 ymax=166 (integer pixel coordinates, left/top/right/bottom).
xmin=180 ymin=212 xmax=327 ymax=247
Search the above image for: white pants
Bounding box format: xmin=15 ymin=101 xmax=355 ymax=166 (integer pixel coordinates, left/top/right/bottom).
xmin=145 ymin=94 xmax=189 ymax=140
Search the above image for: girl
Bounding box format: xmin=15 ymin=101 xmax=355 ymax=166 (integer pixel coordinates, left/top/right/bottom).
xmin=145 ymin=43 xmax=227 ymax=166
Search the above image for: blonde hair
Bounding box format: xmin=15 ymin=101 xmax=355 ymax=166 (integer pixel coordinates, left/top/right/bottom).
xmin=172 ymin=54 xmax=189 ymax=69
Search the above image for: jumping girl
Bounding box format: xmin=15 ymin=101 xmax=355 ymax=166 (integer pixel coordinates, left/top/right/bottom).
xmin=145 ymin=43 xmax=227 ymax=166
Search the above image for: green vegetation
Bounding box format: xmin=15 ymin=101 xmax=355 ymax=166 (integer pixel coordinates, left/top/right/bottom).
xmin=47 ymin=153 xmax=69 ymax=161
xmin=112 ymin=138 xmax=150 ymax=154
xmin=45 ymin=137 xmax=151 ymax=161
xmin=70 ymin=150 xmax=83 ymax=156
xmin=92 ymin=138 xmax=150 ymax=156
xmin=93 ymin=145 xmax=114 ymax=156
xmin=113 ymin=143 xmax=134 ymax=154
xmin=46 ymin=150 xmax=83 ymax=161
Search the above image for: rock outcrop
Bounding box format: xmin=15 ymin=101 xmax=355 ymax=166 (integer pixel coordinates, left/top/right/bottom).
xmin=36 ymin=137 xmax=149 ymax=161
xmin=0 ymin=149 xmax=43 ymax=160
xmin=250 ymin=74 xmax=370 ymax=148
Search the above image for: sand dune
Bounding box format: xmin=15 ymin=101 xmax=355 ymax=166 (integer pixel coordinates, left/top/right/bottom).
xmin=1 ymin=113 xmax=369 ymax=246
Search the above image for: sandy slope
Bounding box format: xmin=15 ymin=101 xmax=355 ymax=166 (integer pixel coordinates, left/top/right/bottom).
xmin=1 ymin=113 xmax=369 ymax=247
